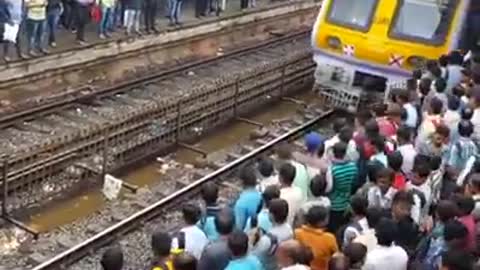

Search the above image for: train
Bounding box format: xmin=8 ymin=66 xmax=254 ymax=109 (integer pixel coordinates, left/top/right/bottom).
xmin=311 ymin=0 xmax=476 ymax=110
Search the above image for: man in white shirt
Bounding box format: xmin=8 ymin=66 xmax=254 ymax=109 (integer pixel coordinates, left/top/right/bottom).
xmin=406 ymin=161 xmax=432 ymax=225
xmin=279 ymin=163 xmax=305 ymax=225
xmin=396 ymin=90 xmax=418 ymax=130
xmin=363 ymin=219 xmax=408 ymax=270
xmin=396 ymin=126 xmax=417 ymax=175
xmin=353 ymin=207 xmax=382 ymax=253
xmin=173 ymin=204 xmax=209 ymax=259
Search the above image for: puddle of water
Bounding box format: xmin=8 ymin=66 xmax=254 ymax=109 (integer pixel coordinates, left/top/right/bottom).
xmin=27 ymin=92 xmax=315 ymax=232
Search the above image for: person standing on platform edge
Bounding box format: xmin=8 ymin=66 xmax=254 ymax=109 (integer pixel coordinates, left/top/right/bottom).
xmin=124 ymin=0 xmax=142 ymax=36
xmin=143 ymin=0 xmax=158 ymax=34
xmin=195 ymin=0 xmax=206 ymax=18
xmin=46 ymin=0 xmax=63 ymax=48
xmin=168 ymin=0 xmax=182 ymax=26
xmin=99 ymin=0 xmax=115 ymax=38
xmin=3 ymin=0 xmax=24 ymax=61
xmin=25 ymin=0 xmax=48 ymax=56
xmin=75 ymin=0 xmax=94 ymax=45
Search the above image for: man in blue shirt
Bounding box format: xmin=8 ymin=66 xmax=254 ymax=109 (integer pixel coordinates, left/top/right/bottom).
xmin=234 ymin=167 xmax=262 ymax=230
xmin=225 ymin=231 xmax=264 ymax=270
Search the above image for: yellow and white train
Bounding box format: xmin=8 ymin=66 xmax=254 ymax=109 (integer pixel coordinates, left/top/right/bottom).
xmin=312 ymin=0 xmax=475 ymax=109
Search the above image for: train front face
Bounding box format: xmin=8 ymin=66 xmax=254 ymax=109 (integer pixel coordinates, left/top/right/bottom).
xmin=311 ymin=0 xmax=467 ymax=92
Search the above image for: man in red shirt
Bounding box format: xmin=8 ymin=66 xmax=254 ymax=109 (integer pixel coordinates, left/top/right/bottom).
xmin=377 ymin=104 xmax=402 ymax=140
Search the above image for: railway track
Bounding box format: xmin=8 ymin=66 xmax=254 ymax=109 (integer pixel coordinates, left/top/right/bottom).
xmin=28 ymin=106 xmax=335 ymax=270
xmin=0 ymin=29 xmax=315 ymax=212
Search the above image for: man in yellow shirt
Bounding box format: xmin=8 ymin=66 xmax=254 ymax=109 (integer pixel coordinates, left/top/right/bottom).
xmin=25 ymin=0 xmax=48 ymax=56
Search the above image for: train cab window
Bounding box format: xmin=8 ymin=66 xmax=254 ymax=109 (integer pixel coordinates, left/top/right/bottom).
xmin=389 ymin=0 xmax=459 ymax=45
xmin=326 ymin=0 xmax=379 ymax=32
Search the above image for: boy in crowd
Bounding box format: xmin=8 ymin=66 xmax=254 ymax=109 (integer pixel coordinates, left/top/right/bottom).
xmin=295 ymin=205 xmax=338 ymax=270
xmin=225 ymin=231 xmax=264 ymax=270
xmin=257 ymin=157 xmax=278 ymax=192
xmin=173 ymin=204 xmax=208 ymax=259
xmin=245 ymin=185 xmax=280 ymax=232
xmin=234 ymin=167 xmax=262 ymax=230
xmin=396 ymin=125 xmax=416 ymax=176
xmin=367 ymin=167 xmax=397 ymax=211
xmin=199 ymin=182 xmax=221 ymax=241
xmin=342 ymin=195 xmax=369 ymax=247
xmin=279 ymin=163 xmax=304 ymax=225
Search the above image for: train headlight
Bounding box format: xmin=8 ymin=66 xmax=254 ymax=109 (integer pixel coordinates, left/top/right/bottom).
xmin=407 ymin=56 xmax=426 ymax=68
xmin=327 ymin=36 xmax=342 ymax=49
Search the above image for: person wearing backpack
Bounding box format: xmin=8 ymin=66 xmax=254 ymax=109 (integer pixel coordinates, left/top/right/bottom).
xmin=151 ymin=231 xmax=176 ymax=270
xmin=251 ymin=199 xmax=293 ymax=270
xmin=172 ymin=204 xmax=208 ymax=260
xmin=198 ymin=182 xmax=221 ymax=241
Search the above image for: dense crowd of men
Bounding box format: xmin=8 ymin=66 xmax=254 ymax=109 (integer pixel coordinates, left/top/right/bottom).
xmin=0 ymin=0 xmax=252 ymax=61
xmin=97 ymin=50 xmax=480 ymax=270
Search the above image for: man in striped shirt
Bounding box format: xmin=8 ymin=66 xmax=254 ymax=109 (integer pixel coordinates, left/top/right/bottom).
xmin=447 ymin=121 xmax=478 ymax=174
xmin=326 ymin=141 xmax=358 ymax=232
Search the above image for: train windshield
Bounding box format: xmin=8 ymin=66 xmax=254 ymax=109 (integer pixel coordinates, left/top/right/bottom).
xmin=327 ymin=0 xmax=378 ymax=32
xmin=390 ymin=0 xmax=459 ymax=45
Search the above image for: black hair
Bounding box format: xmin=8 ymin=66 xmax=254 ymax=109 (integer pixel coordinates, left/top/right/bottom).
xmin=412 ymin=69 xmax=423 ymax=80
xmin=101 ymin=247 xmax=124 ymax=270
xmin=429 ymin=155 xmax=442 ymax=171
xmin=351 ymin=195 xmax=368 ymax=216
xmin=426 ymin=59 xmax=439 ymax=72
xmin=455 ymin=195 xmax=475 ymax=216
xmin=333 ymin=118 xmax=347 ymax=133
xmin=151 ymin=231 xmax=172 ymax=257
xmin=392 ymin=190 xmax=415 ymax=206
xmin=444 ymin=220 xmax=468 ymax=242
xmin=469 ymin=173 xmax=480 ymax=190
xmin=396 ymin=90 xmax=410 ymax=103
xmin=430 ymin=97 xmax=444 ymax=115
xmin=447 ymin=95 xmax=461 ymax=111
xmin=458 ymin=120 xmax=474 ymax=137
xmin=396 ymin=125 xmax=411 ymax=143
xmin=462 ymin=107 xmax=474 ymax=120
xmin=333 ymin=141 xmax=348 ymax=160
xmin=328 ymin=256 xmax=350 ymax=270
xmin=442 ymin=249 xmax=475 ymax=270
xmin=365 ymin=119 xmax=380 ymax=138
xmin=439 ymin=54 xmax=449 ymax=67
xmin=435 ymin=78 xmax=447 ymax=93
xmin=279 ymin=163 xmax=296 ymax=186
xmin=297 ymin=245 xmax=314 ymax=266
xmin=436 ymin=200 xmax=458 ymax=223
xmin=375 ymin=167 xmax=394 ymax=183
xmin=387 ymin=151 xmax=403 ymax=172
xmin=371 ymin=136 xmax=386 ymax=154
xmin=449 ymin=51 xmax=463 ymax=65
xmin=339 ymin=126 xmax=354 ymax=143
xmin=375 ymin=218 xmax=398 ymax=246
xmin=173 ymin=253 xmax=197 ymax=270
xmin=201 ymin=182 xmax=219 ymax=205
xmin=258 ymin=158 xmax=274 ymax=178
xmin=431 ymin=66 xmax=443 ymax=79
xmin=435 ymin=124 xmax=450 ymax=138
xmin=413 ymin=161 xmax=431 ymax=179
xmin=182 ymin=204 xmax=202 ymax=225
xmin=228 ymin=231 xmax=249 ymax=257
xmin=305 ymin=205 xmax=329 ymax=226
xmin=239 ymin=166 xmax=257 ymax=187
xmin=214 ymin=208 xmax=235 ymax=235
xmin=419 ymin=78 xmax=432 ymax=96
xmin=366 ymin=207 xmax=383 ymax=228
xmin=343 ymin=243 xmax=367 ymax=267
xmin=310 ymin=174 xmax=327 ymax=197
xmin=452 ymin=86 xmax=465 ymax=98
xmin=268 ymin=199 xmax=289 ymax=224
xmin=367 ymin=160 xmax=385 ymax=183
xmin=263 ymin=185 xmax=281 ymax=207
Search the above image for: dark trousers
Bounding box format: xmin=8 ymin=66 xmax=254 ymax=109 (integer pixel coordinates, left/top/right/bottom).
xmin=195 ymin=0 xmax=207 ymax=16
xmin=240 ymin=0 xmax=248 ymax=9
xmin=328 ymin=210 xmax=348 ymax=233
xmin=61 ymin=0 xmax=76 ymax=29
xmin=144 ymin=0 xmax=158 ymax=31
xmin=76 ymin=4 xmax=90 ymax=41
xmin=0 ymin=23 xmax=22 ymax=58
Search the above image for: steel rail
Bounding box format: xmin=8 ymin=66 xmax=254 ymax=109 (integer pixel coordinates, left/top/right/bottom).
xmin=31 ymin=109 xmax=334 ymax=270
xmin=0 ymin=29 xmax=310 ymax=130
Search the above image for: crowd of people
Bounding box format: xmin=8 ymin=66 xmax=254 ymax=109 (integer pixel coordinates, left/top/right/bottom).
xmin=99 ymin=50 xmax=480 ymax=270
xmin=0 ymin=0 xmax=254 ymax=61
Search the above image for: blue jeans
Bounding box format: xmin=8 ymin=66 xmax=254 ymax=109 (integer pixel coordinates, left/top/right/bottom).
xmin=99 ymin=7 xmax=113 ymax=35
xmin=170 ymin=0 xmax=182 ymax=23
xmin=27 ymin=19 xmax=46 ymax=50
xmin=47 ymin=8 xmax=61 ymax=44
xmin=166 ymin=0 xmax=174 ymax=17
